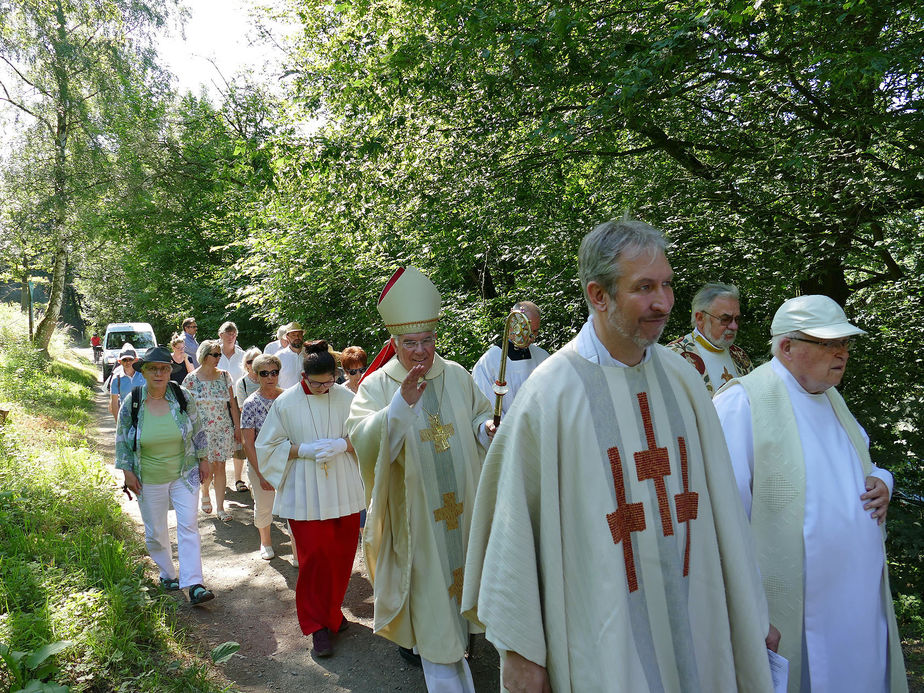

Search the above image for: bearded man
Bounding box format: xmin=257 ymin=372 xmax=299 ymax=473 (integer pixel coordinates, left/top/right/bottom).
xmin=463 ymin=217 xmax=776 ymax=692
xmin=666 ymin=282 xmax=753 ymax=395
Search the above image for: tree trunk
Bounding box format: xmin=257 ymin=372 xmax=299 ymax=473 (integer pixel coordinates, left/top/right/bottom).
xmin=33 ymin=245 xmax=67 ymax=351
xmin=20 ymin=271 xmax=29 ymax=312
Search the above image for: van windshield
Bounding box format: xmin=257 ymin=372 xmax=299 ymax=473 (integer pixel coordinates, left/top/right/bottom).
xmin=106 ymin=331 xmax=156 ymax=350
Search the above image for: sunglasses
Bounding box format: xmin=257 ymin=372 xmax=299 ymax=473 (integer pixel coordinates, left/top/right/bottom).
xmin=208 ymin=352 xmax=221 ymax=358
xmin=258 ymin=369 xmax=280 ymax=377
xmin=346 ymin=367 xmax=366 ymax=376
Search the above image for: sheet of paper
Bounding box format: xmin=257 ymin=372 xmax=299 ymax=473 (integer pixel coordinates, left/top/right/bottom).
xmin=768 ymin=648 xmax=789 ymax=693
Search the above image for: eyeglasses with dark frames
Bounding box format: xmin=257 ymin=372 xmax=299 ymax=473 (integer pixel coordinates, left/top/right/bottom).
xmin=703 ymin=311 xmax=741 ymax=326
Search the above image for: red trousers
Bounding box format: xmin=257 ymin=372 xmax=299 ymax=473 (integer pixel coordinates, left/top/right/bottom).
xmin=288 ymin=513 xmax=360 ymax=635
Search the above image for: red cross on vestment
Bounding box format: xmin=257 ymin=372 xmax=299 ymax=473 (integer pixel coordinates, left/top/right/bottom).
xmin=673 ymin=436 xmax=699 ymax=576
xmin=605 ymin=446 xmax=646 ymax=592
xmin=633 ymin=392 xmax=674 ymax=536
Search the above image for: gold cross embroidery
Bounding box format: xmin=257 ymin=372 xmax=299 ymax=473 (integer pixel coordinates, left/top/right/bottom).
xmin=721 ymin=366 xmax=734 ymax=383
xmin=448 ymin=566 xmax=464 ymax=604
xmin=420 ymin=413 xmax=455 ymax=453
xmin=433 ymin=492 xmax=463 ymax=530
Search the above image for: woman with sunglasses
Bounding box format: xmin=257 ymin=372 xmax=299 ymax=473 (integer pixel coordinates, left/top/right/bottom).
xmin=256 ymin=340 xmax=365 ymax=657
xmin=240 ymin=353 xmax=283 ymax=559
xmin=340 ymin=346 xmax=367 ymax=394
xmin=185 ymin=339 xmax=242 ymax=521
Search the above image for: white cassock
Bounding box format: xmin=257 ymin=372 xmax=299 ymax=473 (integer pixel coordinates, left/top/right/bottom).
xmin=471 ymin=343 xmax=550 ymax=416
xmin=714 ymin=357 xmax=905 ymax=693
xmin=276 ymin=348 xmax=305 ymax=390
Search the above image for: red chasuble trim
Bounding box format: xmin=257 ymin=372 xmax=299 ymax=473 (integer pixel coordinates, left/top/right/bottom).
xmin=634 ymin=392 xmax=674 ymax=537
xmin=606 ymin=445 xmax=646 ymax=593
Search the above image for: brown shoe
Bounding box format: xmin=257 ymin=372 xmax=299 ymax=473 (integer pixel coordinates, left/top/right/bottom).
xmin=312 ymin=628 xmax=333 ymax=657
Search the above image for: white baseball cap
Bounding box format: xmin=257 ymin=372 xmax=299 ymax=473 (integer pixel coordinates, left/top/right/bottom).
xmin=771 ymin=295 xmax=866 ymax=339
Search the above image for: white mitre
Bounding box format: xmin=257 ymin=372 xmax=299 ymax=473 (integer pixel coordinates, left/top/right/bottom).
xmin=377 ymin=266 xmax=441 ymax=335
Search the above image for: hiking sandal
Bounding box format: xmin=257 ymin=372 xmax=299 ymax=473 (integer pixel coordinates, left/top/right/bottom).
xmin=160 ymin=577 xmax=180 ymax=591
xmin=188 ymin=584 xmax=214 ymax=606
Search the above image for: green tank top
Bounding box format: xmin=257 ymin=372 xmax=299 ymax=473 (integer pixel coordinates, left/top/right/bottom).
xmin=139 ymin=409 xmax=184 ymax=485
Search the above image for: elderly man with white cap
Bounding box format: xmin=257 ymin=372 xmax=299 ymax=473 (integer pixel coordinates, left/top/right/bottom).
xmin=347 ymin=266 xmax=495 ymax=693
xmin=713 ymin=295 xmax=907 ymax=693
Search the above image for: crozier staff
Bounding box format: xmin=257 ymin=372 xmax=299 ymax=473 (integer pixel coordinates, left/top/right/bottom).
xmin=114 ymin=347 xmax=215 ymax=606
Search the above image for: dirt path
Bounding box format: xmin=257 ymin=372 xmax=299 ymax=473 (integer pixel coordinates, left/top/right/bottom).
xmin=86 ymin=356 xmax=500 ymax=692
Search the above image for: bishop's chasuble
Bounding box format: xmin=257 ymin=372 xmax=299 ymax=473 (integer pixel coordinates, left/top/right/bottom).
xmin=347 ymin=353 xmax=493 ymax=664
xmin=462 ymin=318 xmax=773 ymax=692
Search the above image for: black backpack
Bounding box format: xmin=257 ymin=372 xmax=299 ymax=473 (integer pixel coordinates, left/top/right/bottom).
xmin=129 ymin=382 xmax=188 ymax=451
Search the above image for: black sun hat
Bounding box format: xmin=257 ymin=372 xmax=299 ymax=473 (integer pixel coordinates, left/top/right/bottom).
xmin=135 ymin=346 xmax=173 ymax=369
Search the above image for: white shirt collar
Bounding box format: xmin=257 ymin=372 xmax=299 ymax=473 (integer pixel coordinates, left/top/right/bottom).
xmin=575 ymin=315 xmax=651 ymax=368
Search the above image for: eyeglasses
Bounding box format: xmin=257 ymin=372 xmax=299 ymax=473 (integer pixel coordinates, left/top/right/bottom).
xmin=346 ymin=367 xmax=366 ymax=376
xmin=208 ymin=352 xmax=221 ymax=358
xmin=307 ymin=378 xmax=336 ymax=388
xmin=145 ymin=365 xmax=171 ymax=375
xmin=399 ymin=337 xmax=436 ymax=350
xmin=703 ymin=311 xmax=741 ymax=326
xmin=258 ymin=369 xmax=280 ymax=377
xmin=789 ymin=336 xmax=855 ymax=352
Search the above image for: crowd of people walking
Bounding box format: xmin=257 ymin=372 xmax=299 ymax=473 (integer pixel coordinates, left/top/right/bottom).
xmin=109 ymin=215 xmax=908 ymax=692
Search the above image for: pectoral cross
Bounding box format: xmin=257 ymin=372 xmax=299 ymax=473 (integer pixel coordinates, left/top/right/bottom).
xmin=433 ymin=492 xmax=463 ymax=530
xmin=420 ymin=413 xmax=455 ymax=453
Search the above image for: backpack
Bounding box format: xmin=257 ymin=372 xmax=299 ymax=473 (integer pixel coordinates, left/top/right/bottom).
xmin=130 ymin=382 xmax=188 ymax=451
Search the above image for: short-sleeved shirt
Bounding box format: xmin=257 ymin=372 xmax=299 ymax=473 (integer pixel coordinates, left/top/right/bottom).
xmin=240 ymin=392 xmax=276 ymax=436
xmin=110 ymin=371 xmax=146 ymax=404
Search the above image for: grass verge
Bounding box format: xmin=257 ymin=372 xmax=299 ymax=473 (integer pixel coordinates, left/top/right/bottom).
xmin=0 ymin=305 xmax=230 ymax=692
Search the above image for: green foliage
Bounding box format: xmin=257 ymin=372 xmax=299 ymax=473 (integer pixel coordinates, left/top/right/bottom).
xmin=0 ymin=640 xmax=74 ymax=693
xmin=0 ymin=304 xmax=228 ymax=692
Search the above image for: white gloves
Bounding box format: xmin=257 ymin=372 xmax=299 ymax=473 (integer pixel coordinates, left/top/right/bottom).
xmin=297 ymin=441 xmax=323 ymax=459
xmin=316 ymin=437 xmax=348 ymax=463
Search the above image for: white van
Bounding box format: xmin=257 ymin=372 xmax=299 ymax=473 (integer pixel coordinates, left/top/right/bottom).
xmin=102 ymin=322 xmax=157 ymax=381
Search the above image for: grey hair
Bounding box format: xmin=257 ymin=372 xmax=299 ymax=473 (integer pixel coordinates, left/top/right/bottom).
xmin=252 ymin=353 xmax=281 ymax=373
xmin=691 ymin=282 xmax=740 ymax=328
xmin=770 ymin=331 xmax=801 ymax=357
xmin=196 ymin=339 xmax=219 ymax=366
xmin=578 ymin=216 xmax=667 ymax=310
xmin=243 ymin=346 xmax=262 ymax=368
xmin=277 ymin=325 xmax=287 ymax=340
xmin=218 ymin=321 xmax=237 ymax=335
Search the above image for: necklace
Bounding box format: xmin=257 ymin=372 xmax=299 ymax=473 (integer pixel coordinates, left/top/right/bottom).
xmin=418 ymin=371 xmax=455 ymax=454
xmin=300 ymin=378 xmax=332 ymax=476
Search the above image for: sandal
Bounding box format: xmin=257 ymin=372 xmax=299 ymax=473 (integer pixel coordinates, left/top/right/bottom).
xmin=188 ymin=584 xmax=214 ymax=606
xmin=217 ymin=509 xmax=232 ymax=523
xmin=235 ymin=480 xmax=249 ymax=493
xmin=201 ymin=496 xmax=212 ymax=514
xmin=160 ymin=577 xmax=180 ymax=591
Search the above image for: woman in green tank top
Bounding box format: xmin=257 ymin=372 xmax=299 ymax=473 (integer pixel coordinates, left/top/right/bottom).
xmin=115 ymin=347 xmax=215 ymax=606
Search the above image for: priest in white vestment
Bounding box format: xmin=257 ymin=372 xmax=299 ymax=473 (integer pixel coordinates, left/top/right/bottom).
xmin=471 ymin=300 xmax=550 ymax=417
xmin=463 ymin=217 xmax=776 ymax=692
xmin=713 ymin=294 xmax=907 ymax=693
xmin=346 ymin=266 xmax=495 ymax=693
xmin=666 ymin=282 xmax=753 ymax=396
xmin=276 ymin=322 xmax=306 ymax=390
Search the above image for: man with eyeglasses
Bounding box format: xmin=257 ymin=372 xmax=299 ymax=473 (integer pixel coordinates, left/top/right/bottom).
xmin=182 ymin=317 xmax=200 ymax=368
xmin=713 ymin=294 xmax=906 ymax=692
xmin=276 ymin=322 xmax=306 ymax=390
xmin=347 ymin=266 xmax=494 ymax=693
xmin=666 ymin=282 xmax=753 ymax=396
xmin=471 ymin=301 xmax=550 ymax=417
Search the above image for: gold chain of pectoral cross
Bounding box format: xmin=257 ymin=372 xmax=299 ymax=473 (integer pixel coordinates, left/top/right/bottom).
xmin=304 ymin=388 xmax=332 ymax=477
xmin=419 ymin=373 xmax=454 ymax=454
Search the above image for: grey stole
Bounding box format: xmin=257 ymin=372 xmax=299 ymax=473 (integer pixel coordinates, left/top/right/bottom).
xmin=413 ymin=373 xmax=469 ymax=641
xmin=564 ymin=349 xmax=701 ymax=692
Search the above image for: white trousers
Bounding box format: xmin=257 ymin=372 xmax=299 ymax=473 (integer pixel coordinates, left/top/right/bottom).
xmin=247 ymin=463 xmax=276 ymax=529
xmin=137 ymin=478 xmax=203 ymax=589
xmin=421 ymin=656 xmax=475 ymax=693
